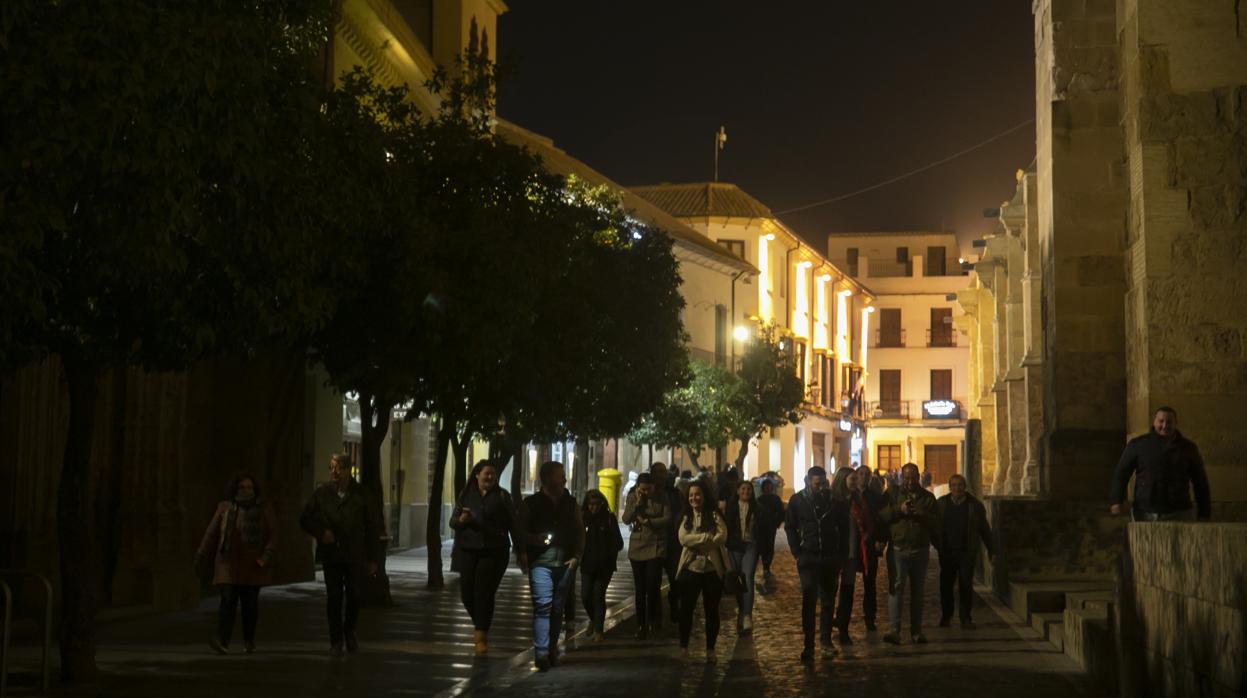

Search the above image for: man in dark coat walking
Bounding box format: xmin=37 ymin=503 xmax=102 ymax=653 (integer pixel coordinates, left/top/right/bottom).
xmin=1110 ymin=406 xmax=1211 ymax=521
xmin=300 ymin=453 xmax=383 ymax=657
xmin=785 ymin=466 xmax=846 ymax=662
xmin=934 ymin=474 xmax=994 ymax=629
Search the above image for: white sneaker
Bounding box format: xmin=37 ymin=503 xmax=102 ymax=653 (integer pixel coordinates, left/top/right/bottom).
xmin=742 ymin=615 xmax=753 ymax=632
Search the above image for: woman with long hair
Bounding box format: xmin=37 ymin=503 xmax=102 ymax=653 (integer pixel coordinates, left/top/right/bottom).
xmin=676 ymin=480 xmax=728 ymax=662
xmin=834 ymin=468 xmax=878 ymax=643
xmin=579 ymin=489 xmax=623 ymax=641
xmin=450 ymin=459 xmax=516 ymax=654
xmin=723 ymin=479 xmax=760 ymax=634
xmin=195 ymin=473 xmax=278 ymax=655
xmin=622 ymin=472 xmax=670 ymax=639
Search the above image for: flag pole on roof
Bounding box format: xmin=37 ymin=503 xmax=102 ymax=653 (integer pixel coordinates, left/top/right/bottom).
xmin=713 ymin=126 xmax=727 ymax=183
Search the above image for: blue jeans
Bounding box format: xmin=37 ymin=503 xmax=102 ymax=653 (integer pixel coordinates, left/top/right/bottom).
xmin=729 ymin=544 xmax=759 ymax=618
xmin=529 ymin=565 xmax=573 ymax=658
xmin=888 ymin=546 xmax=930 ymax=635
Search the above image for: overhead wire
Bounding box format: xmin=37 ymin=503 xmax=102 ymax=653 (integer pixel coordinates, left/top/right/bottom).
xmin=773 ymin=118 xmax=1035 ymax=216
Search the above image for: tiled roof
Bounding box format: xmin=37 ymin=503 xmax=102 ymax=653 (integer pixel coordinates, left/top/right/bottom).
xmin=494 ymin=121 xmax=756 ymax=275
xmin=630 ymin=183 xmax=774 ymax=220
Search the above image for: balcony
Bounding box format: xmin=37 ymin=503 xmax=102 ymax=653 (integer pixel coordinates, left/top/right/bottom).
xmin=926 ymin=328 xmax=957 ymax=347
xmin=869 ymin=400 xmax=909 ymax=420
xmin=867 ymin=399 xmax=964 ymax=423
xmin=875 ymin=328 xmax=906 ymax=348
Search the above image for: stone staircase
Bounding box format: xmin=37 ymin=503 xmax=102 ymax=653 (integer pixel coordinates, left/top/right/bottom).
xmin=1007 ymin=578 xmax=1118 ymax=689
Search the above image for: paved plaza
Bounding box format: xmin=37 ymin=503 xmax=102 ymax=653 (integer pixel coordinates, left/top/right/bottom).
xmin=5 ymin=534 xmax=1110 ymax=698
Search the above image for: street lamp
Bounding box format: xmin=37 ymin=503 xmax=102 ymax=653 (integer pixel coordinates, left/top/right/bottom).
xmin=733 ymin=326 xmax=749 ymax=341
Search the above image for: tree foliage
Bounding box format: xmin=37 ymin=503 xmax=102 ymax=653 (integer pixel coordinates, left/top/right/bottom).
xmin=629 ymin=359 xmax=739 ymax=466
xmin=1 ymin=0 xmax=337 ymax=680
xmin=729 ymin=324 xmax=806 ymax=468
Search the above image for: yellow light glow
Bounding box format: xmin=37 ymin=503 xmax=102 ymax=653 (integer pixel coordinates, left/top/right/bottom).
xmin=866 ymin=306 xmax=876 ymax=313
xmin=819 ymin=273 xmax=832 ymax=282
xmin=733 ymin=325 xmax=749 ymax=341
xmin=765 ymin=233 xmax=776 ymax=241
xmin=794 ymin=264 xmax=809 ymax=338
xmin=839 ymin=289 xmax=853 ymax=298
xmin=814 ymin=275 xmax=829 ymax=350
xmin=860 ymin=308 xmax=871 ymax=373
xmin=798 ymin=261 xmax=812 ymax=269
xmin=836 ymin=287 xmax=849 ymax=360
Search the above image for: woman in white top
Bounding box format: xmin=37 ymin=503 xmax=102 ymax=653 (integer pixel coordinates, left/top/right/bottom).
xmin=676 ymin=480 xmax=728 ymax=661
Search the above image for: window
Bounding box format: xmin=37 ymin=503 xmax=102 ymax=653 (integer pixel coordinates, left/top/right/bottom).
xmin=878 ymin=308 xmax=903 ymax=347
xmin=878 ymin=369 xmax=902 ymax=418
xmin=847 ymin=247 xmax=859 ymax=277
xmin=715 ymin=305 xmax=728 ymax=366
xmin=822 ymin=355 xmax=835 ymax=408
xmin=930 ymin=369 xmax=952 ymax=400
xmin=878 ymin=444 xmax=902 ymax=472
xmin=795 ymin=340 xmax=807 ymax=385
xmin=924 ymin=445 xmax=958 ymax=486
xmin=927 ymin=246 xmax=947 ymax=276
xmin=929 ymin=308 xmax=953 ymax=346
xmin=896 ymin=247 xmax=909 ymax=263
xmin=718 ymin=239 xmax=746 ymax=259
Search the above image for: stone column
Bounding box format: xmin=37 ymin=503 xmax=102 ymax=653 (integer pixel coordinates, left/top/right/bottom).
xmin=1033 ymin=0 xmax=1129 ymax=498
xmin=1119 ymin=0 xmax=1247 ymax=504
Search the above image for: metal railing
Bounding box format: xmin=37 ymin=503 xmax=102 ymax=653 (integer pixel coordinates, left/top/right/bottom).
xmin=869 ymin=400 xmax=909 ymax=420
xmin=0 ymin=569 xmax=54 ymax=697
xmin=874 ymin=328 xmax=905 ymax=348
xmin=926 ymin=328 xmax=956 ymax=347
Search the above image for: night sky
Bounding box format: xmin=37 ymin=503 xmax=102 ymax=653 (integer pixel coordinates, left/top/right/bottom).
xmin=497 ymin=2 xmax=1036 ymax=253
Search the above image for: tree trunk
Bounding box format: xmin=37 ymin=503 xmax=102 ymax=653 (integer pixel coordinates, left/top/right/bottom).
xmin=357 ymin=389 xmax=393 ymax=605
xmin=97 ymin=367 xmax=127 ymax=603
xmin=510 ymin=441 xmax=523 ymax=496
xmin=57 ymin=357 xmax=101 ymax=683
xmin=734 ymin=435 xmax=751 ymax=471
xmin=425 ymin=416 xmax=452 ymax=589
xmin=572 ymin=439 xmax=590 ymax=499
xmin=451 ymin=433 xmax=470 ymax=501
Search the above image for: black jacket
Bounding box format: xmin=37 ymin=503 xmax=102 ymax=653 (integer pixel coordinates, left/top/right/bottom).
xmin=784 ymin=488 xmax=846 ymax=564
xmin=299 ymin=480 xmax=383 ymax=565
xmin=450 ymin=487 xmax=515 ymax=551
xmin=934 ymin=493 xmax=994 ymax=562
xmin=1110 ymin=430 xmax=1211 ymax=519
xmin=756 ymin=492 xmax=785 ymax=533
xmin=518 ymin=489 xmax=585 ymax=563
xmin=580 ymin=509 xmax=624 ymax=575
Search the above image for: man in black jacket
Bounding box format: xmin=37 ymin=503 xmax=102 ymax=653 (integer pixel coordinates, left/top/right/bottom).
xmin=785 ymin=466 xmax=846 ymax=662
xmin=934 ymin=474 xmax=994 ymax=629
xmin=299 ymin=453 xmax=383 ymax=657
xmin=1110 ymin=406 xmax=1211 ymax=521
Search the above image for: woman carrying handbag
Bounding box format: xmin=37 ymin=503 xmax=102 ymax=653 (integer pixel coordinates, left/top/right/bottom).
xmin=676 ymin=480 xmax=728 ymax=662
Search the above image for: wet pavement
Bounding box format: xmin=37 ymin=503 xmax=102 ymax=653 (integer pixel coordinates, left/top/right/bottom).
xmin=7 ymin=533 xmax=1111 ymax=698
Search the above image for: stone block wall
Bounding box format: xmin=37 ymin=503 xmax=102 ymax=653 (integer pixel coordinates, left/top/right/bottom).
xmin=1119 ymin=0 xmax=1247 ymax=505
xmin=1117 ymin=523 xmax=1247 ymax=697
xmin=985 ymin=497 xmax=1127 ymax=596
xmin=1033 ymin=0 xmax=1130 ymax=499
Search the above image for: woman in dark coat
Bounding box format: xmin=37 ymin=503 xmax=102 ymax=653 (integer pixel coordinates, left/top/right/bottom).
xmin=450 ymin=459 xmax=516 ymax=654
xmin=579 ymin=489 xmax=623 ymax=641
xmin=196 ymin=473 xmax=278 ymax=655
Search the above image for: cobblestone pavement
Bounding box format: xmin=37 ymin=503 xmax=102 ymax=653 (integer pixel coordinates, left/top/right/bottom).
xmin=461 ymin=535 xmax=1114 ymax=698
xmin=8 ymin=533 xmax=1112 ymax=698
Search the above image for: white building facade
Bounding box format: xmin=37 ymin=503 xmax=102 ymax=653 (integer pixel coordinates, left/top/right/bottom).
xmin=827 ymin=232 xmax=972 ymax=488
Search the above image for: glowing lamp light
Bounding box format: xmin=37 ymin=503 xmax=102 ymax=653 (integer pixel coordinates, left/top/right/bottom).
xmin=958 ymin=257 xmax=966 ymax=264
xmin=838 ymin=419 xmax=852 ymax=431
xmin=798 ymin=261 xmax=812 ymax=269
xmin=764 ymin=233 xmax=776 ymax=241
xmin=866 ymin=306 xmax=876 ymax=313
xmin=819 ymin=274 xmax=832 ymax=282
xmin=778 ymin=340 xmax=787 ymax=350
xmin=839 ymin=289 xmax=853 ymax=298
xmin=733 ymin=326 xmax=749 ymax=341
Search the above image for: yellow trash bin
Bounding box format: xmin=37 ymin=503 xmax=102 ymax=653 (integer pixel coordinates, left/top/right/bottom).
xmin=596 ymin=468 xmax=622 ymax=513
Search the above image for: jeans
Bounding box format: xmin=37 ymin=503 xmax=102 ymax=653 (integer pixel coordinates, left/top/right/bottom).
xmin=323 ymin=562 xmax=363 ymax=646
xmin=580 ymin=570 xmax=613 ymax=634
xmin=528 ymin=564 xmax=573 ymax=659
xmin=729 ymin=544 xmax=759 ymax=619
xmin=798 ymin=558 xmax=841 ymax=648
xmin=217 ymin=584 xmax=260 ymax=646
xmin=1132 ymin=507 xmax=1196 ymax=522
xmin=678 ymin=570 xmax=723 ymax=650
xmin=630 ymin=558 xmax=664 ymax=629
xmin=459 ymin=547 xmax=509 ymax=631
xmin=888 ymin=546 xmax=930 ymax=635
xmin=939 ymin=550 xmax=974 ymax=622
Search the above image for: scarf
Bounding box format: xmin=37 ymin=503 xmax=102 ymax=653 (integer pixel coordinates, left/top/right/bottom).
xmin=218 ymin=499 xmax=265 ymax=556
xmin=850 ymin=493 xmax=873 ymax=563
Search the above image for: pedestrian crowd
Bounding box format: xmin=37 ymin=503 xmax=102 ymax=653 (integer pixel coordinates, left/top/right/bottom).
xmin=188 ymin=406 xmax=1207 ymax=669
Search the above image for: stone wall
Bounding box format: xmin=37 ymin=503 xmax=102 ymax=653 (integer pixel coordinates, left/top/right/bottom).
xmin=1119 ymin=0 xmax=1247 ymax=504
xmin=0 ymin=353 xmax=316 ymax=611
xmin=985 ymin=498 xmax=1127 ymax=595
xmin=1033 ymin=0 xmax=1130 ymax=499
xmin=1117 ymin=522 xmax=1247 ymax=697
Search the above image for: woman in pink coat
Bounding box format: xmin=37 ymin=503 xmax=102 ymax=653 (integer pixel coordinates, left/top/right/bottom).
xmin=196 ymin=473 xmax=278 ymax=655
